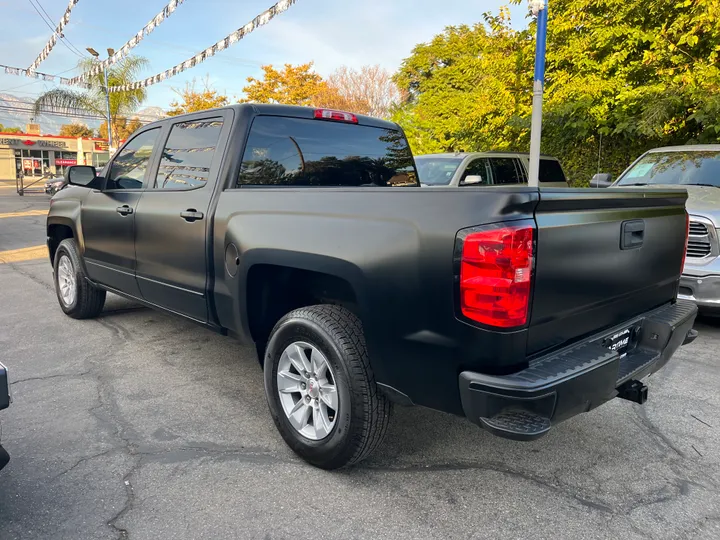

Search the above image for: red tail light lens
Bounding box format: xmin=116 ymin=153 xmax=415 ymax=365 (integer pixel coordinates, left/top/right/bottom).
xmin=682 ymin=212 xmax=689 ymax=273
xmin=313 ymin=109 xmax=358 ymax=124
xmin=459 ymin=225 xmax=535 ymax=328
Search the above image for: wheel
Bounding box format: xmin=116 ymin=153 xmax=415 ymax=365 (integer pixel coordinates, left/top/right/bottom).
xmin=263 ymin=305 xmax=392 ymax=469
xmin=53 ymin=238 xmax=106 ymax=319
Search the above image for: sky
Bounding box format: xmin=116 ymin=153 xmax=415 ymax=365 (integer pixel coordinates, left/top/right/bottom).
xmin=0 ymin=0 xmax=529 ymax=115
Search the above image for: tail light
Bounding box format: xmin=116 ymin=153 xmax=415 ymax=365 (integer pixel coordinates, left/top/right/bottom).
xmin=681 ymin=212 xmax=689 ymax=273
xmin=458 ymin=224 xmax=535 ymax=328
xmin=314 ymin=109 xmax=358 ymax=124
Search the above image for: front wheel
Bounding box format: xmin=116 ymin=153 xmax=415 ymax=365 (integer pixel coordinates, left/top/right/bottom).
xmin=53 ymin=238 xmax=106 ymax=319
xmin=263 ymin=305 xmax=392 ymax=469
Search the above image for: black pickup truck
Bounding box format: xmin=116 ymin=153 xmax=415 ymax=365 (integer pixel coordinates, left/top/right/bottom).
xmin=47 ymin=104 xmax=698 ymax=469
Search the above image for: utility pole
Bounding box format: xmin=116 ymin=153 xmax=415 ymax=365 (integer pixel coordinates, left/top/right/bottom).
xmin=527 ymin=0 xmax=548 ymax=188
xmin=86 ymin=47 xmax=115 ymax=151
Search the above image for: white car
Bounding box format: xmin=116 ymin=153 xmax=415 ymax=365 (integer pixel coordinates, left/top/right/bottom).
xmin=415 ymin=152 xmax=569 ymax=187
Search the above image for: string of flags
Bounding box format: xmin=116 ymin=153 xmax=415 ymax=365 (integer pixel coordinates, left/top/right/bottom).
xmin=109 ymin=0 xmax=298 ymax=92
xmin=27 ymin=0 xmax=82 ymax=73
xmin=1 ymin=64 xmax=90 ymax=89
xmin=68 ymin=0 xmax=187 ymax=85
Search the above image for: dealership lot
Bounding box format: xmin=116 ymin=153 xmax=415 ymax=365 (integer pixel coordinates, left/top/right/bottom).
xmin=0 ymin=187 xmax=719 ymax=540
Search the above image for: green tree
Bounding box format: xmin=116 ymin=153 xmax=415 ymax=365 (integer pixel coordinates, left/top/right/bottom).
xmin=393 ymin=1 xmax=720 ymax=184
xmin=59 ymin=123 xmax=93 ymax=138
xmin=167 ymin=77 xmax=229 ymax=116
xmin=0 ymin=125 xmax=23 ymax=134
xmin=33 ymin=55 xmax=149 ymax=144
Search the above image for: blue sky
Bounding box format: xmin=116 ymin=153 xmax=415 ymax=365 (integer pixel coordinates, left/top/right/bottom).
xmin=0 ymin=0 xmax=528 ymax=112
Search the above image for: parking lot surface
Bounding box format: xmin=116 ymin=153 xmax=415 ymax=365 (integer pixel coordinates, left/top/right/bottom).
xmin=0 ymin=186 xmax=719 ymax=540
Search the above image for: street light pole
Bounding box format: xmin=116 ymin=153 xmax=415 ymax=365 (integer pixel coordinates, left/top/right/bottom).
xmin=86 ymin=47 xmax=114 ymax=150
xmin=527 ymin=0 xmax=548 ymax=188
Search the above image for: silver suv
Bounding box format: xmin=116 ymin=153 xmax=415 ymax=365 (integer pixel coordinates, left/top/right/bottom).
xmin=604 ymin=145 xmax=720 ymax=312
xmin=415 ymin=152 xmax=569 ymax=187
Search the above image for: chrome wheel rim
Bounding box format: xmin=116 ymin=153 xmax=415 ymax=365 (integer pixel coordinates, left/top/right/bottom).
xmin=277 ymin=341 xmax=338 ymax=441
xmin=57 ymin=255 xmax=76 ymax=306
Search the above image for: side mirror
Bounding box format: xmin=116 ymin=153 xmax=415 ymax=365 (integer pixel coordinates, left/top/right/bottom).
xmin=590 ymin=173 xmax=613 ymax=188
xmin=462 ymin=175 xmax=485 ymax=186
xmin=66 ymin=165 xmax=99 ymax=187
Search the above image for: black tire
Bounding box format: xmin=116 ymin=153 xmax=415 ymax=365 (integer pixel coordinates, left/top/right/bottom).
xmin=264 ymin=305 xmax=392 ymax=469
xmin=53 ymin=238 xmax=106 ymax=319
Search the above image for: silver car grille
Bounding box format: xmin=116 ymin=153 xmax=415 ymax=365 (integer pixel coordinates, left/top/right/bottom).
xmin=687 ymin=220 xmax=713 ymax=258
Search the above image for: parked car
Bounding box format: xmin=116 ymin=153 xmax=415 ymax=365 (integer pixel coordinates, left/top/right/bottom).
xmin=597 ymin=145 xmax=720 ymax=313
xmin=47 ymin=104 xmax=697 ymax=469
xmin=415 ymin=152 xmax=569 ymax=187
xmin=0 ymin=362 xmax=9 ymax=471
xmin=44 ymin=174 xmax=67 ymax=195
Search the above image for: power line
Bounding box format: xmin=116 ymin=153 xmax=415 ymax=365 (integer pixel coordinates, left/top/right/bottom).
xmin=26 ymin=0 xmax=85 ymax=59
xmin=31 ymin=0 xmax=88 ymax=58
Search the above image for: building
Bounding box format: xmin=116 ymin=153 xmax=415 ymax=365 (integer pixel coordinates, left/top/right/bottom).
xmin=0 ymin=131 xmax=111 ymax=181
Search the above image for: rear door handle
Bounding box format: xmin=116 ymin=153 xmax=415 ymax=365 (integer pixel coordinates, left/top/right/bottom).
xmin=116 ymin=205 xmax=133 ymax=216
xmin=621 ymin=219 xmax=644 ymax=250
xmin=180 ymin=209 xmax=204 ymax=222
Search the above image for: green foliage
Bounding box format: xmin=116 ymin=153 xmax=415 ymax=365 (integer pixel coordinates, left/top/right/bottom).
xmin=394 ymin=1 xmax=720 ymax=185
xmin=0 ymin=124 xmax=22 ymax=133
xmin=59 ymin=123 xmax=93 ymax=138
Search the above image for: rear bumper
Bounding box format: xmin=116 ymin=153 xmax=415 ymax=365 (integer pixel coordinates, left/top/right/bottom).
xmin=459 ymin=300 xmax=698 ymax=441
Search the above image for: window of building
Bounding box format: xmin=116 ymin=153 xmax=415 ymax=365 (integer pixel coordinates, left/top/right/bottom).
xmin=154 ymin=118 xmax=224 ymax=190
xmin=15 ymin=149 xmax=50 ymax=177
xmin=236 ymin=116 xmax=418 ymax=188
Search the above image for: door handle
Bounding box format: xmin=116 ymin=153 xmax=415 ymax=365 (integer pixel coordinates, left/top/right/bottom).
xmin=180 ymin=209 xmax=204 ymax=222
xmin=116 ymin=205 xmax=133 ymax=216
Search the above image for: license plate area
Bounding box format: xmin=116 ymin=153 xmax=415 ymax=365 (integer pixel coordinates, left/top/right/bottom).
xmin=601 ymin=325 xmax=641 ymax=358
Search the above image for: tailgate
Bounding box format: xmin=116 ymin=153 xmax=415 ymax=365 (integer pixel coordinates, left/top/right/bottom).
xmin=528 ymin=188 xmax=688 ymax=356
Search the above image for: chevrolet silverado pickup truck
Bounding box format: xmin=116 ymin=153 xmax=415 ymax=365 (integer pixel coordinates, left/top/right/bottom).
xmin=47 ymin=104 xmax=698 ymax=469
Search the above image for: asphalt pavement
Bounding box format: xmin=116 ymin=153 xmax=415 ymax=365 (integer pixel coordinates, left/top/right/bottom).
xmin=0 ymin=185 xmax=718 ymax=540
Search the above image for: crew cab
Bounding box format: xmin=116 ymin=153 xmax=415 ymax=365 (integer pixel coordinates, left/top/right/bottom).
xmin=415 ymin=152 xmax=569 ymax=187
xmin=47 ymin=104 xmax=697 ymax=469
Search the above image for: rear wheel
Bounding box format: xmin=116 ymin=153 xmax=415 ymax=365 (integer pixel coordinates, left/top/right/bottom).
xmin=263 ymin=305 xmax=392 ymax=469
xmin=53 ymin=238 xmax=106 ymax=319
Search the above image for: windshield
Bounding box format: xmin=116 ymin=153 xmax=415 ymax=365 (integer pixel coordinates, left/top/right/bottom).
xmin=415 ymin=156 xmax=463 ymax=185
xmin=616 ymin=151 xmax=720 ymax=187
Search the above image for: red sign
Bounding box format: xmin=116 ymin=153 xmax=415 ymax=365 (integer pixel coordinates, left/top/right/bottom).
xmin=22 ymin=140 xmax=36 ymax=146
xmin=23 ymin=159 xmax=40 ymax=169
xmin=55 ymin=158 xmax=77 ymax=166
xmin=94 ymin=141 xmax=109 ymax=151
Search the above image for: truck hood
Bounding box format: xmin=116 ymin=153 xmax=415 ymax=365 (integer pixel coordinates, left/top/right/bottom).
xmin=615 ymin=184 xmax=720 ymax=228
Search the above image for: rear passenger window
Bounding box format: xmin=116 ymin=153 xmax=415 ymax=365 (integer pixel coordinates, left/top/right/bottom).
xmin=538 ymin=159 xmax=567 ymax=184
xmin=236 ymin=116 xmax=418 ymax=188
xmin=488 ymin=158 xmax=523 ymax=185
xmin=154 ymin=118 xmax=224 ymax=190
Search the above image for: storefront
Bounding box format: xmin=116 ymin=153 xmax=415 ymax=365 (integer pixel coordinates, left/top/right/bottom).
xmin=0 ymin=133 xmax=110 ymax=181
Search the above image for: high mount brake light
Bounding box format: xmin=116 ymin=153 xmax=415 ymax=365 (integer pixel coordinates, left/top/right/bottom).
xmin=313 ymin=109 xmax=358 ymax=124
xmin=459 ymin=225 xmax=535 ymax=328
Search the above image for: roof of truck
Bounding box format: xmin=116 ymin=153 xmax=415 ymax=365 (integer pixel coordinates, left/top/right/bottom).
xmin=416 ymin=151 xmax=559 ymax=160
xmin=645 ymin=144 xmax=720 ymax=153
xmin=148 ymin=103 xmax=400 ymax=131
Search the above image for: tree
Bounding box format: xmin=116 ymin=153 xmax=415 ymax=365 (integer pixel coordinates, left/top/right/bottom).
xmin=59 ymin=123 xmax=93 ymax=138
xmin=323 ymin=65 xmax=401 ymax=118
xmin=98 ymin=117 xmax=143 ymax=140
xmin=241 ymin=63 xmax=329 ymax=106
xmin=0 ymin=124 xmax=22 ymax=134
xmin=393 ymin=1 xmax=720 ymax=184
xmin=167 ymin=77 xmax=229 ymax=116
xmin=33 ymin=55 xmax=149 ymax=144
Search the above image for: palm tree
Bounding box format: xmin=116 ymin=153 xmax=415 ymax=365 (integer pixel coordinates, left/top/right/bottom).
xmin=33 ymin=56 xmax=150 ymax=143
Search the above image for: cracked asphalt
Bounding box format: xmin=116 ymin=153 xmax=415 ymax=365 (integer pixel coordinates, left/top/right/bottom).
xmin=0 ymin=190 xmax=719 ymax=540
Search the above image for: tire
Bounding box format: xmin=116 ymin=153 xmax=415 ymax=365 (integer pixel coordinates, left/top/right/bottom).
xmin=263 ymin=305 xmax=392 ymax=469
xmin=53 ymin=238 xmax=106 ymax=319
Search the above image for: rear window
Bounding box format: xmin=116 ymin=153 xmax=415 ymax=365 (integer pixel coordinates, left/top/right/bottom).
xmin=538 ymin=159 xmax=566 ymax=183
xmin=236 ymin=116 xmax=418 ymax=188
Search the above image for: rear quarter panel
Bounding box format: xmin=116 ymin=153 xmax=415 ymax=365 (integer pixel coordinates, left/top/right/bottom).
xmin=213 ymin=187 xmax=538 ymax=414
